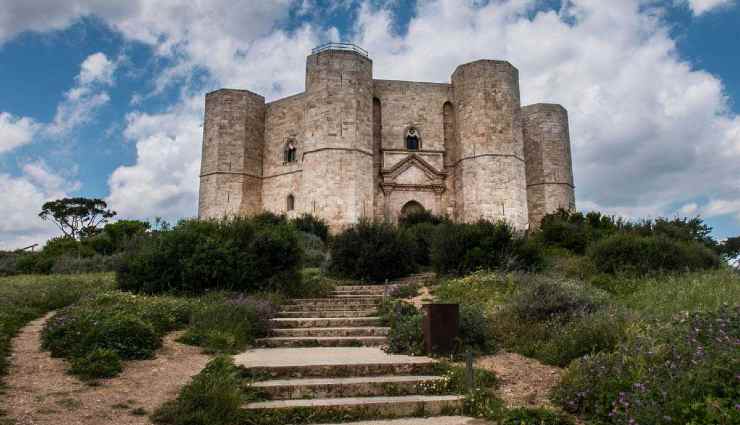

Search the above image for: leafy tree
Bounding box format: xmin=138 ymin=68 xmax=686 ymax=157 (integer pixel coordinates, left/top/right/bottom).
xmin=39 ymin=198 xmax=116 ymax=240
xmin=720 ymin=236 xmax=740 ymax=264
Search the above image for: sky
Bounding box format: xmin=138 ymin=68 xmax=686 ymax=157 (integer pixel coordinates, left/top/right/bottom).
xmin=1 ymin=0 xmax=739 ymax=249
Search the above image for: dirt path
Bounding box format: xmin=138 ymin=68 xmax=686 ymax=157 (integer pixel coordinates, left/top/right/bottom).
xmin=2 ymin=313 xmax=211 ymax=425
xmin=475 ymin=352 xmax=563 ymax=409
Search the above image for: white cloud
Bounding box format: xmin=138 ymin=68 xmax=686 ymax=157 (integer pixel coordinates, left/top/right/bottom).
xmin=686 ymin=0 xmax=735 ymax=15
xmin=0 ymin=112 xmax=39 ymax=153
xmin=106 ymin=96 xmax=203 ymax=221
xmin=78 ymin=52 xmax=116 ymax=85
xmin=0 ymin=161 xmax=79 ymax=250
xmin=46 ymin=52 xmax=116 ymax=135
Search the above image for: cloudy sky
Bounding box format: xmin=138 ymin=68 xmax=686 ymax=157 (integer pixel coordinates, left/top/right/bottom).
xmin=1 ymin=0 xmax=739 ymax=249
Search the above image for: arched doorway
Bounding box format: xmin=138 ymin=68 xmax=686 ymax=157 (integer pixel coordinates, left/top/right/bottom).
xmin=401 ymin=200 xmax=425 ymax=217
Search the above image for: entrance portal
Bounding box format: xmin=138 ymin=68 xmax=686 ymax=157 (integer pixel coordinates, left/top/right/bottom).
xmin=401 ymin=200 xmax=425 ymax=217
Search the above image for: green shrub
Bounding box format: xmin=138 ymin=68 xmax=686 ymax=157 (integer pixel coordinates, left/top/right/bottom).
xmin=153 ymin=356 xmax=243 ymax=425
xmin=588 ymin=233 xmax=719 ymax=275
xmin=179 ymin=294 xmax=277 ymax=353
xmin=398 ymin=209 xmax=448 ymax=227
xmin=297 ymin=232 xmax=327 ymax=268
xmin=510 ymin=277 xmax=607 ymax=322
xmin=402 ymin=222 xmax=437 ymax=266
xmin=329 ymin=220 xmax=418 ymax=282
xmin=42 ymin=310 xmax=161 ymax=360
xmin=431 ymin=220 xmax=543 ymax=276
xmin=117 ymin=217 xmax=302 ymax=294
xmin=382 ymin=301 xmax=425 ymax=355
xmin=290 ymin=268 xmax=334 ymax=299
xmin=458 ymin=304 xmax=495 ymax=354
xmin=553 ymin=306 xmax=739 ymax=425
xmin=291 ymin=213 xmax=329 ymax=242
xmin=537 ymin=309 xmax=627 ymax=367
xmin=502 ymin=408 xmax=574 ymax=425
xmin=69 ymin=348 xmax=123 ymax=380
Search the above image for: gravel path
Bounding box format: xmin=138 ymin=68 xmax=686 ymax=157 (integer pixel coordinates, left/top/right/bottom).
xmin=2 ymin=313 xmax=210 ymax=425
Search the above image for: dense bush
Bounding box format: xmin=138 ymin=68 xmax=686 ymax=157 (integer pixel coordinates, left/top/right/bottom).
xmin=382 ymin=301 xmax=425 ymax=355
xmin=431 ymin=220 xmax=544 ymax=276
xmin=501 ymin=408 xmax=575 ymax=425
xmin=458 ymin=304 xmax=495 ymax=353
xmin=489 ymin=275 xmax=623 ymax=366
xmin=398 ymin=209 xmax=448 ymax=227
xmin=538 ymin=209 xmax=719 ymax=256
xmin=179 ymin=293 xmax=278 ymax=353
xmin=117 ymin=217 xmax=302 ymax=294
xmin=0 ymin=274 xmax=114 ymax=384
xmin=69 ymin=348 xmax=123 ymax=380
xmin=291 ymin=213 xmax=329 ymax=242
xmin=41 ymin=291 xmax=191 ymax=378
xmin=553 ymin=306 xmax=739 ymax=425
xmin=588 ymin=233 xmax=719 ymax=275
xmin=153 ymin=356 xmax=243 ymax=425
xmin=402 ymin=222 xmax=437 ymax=267
xmin=297 ymin=232 xmax=327 ymax=268
xmin=509 ymin=277 xmax=607 ymax=322
xmin=329 ymin=220 xmax=418 ymax=282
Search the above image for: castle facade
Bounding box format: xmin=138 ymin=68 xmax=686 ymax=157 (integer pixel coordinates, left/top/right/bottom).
xmin=198 ymin=43 xmax=575 ymax=231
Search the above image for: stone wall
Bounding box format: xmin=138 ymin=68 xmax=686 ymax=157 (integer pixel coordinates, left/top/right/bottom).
xmin=522 ymin=103 xmax=575 ymax=228
xmin=197 ymin=48 xmax=575 ymax=231
xmin=451 ymin=60 xmax=529 ymax=229
xmin=198 ymin=89 xmax=265 ymax=219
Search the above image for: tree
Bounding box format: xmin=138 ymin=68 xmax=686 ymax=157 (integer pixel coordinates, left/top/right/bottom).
xmin=720 ymin=236 xmax=740 ymax=266
xmin=39 ymin=197 xmax=117 ymax=240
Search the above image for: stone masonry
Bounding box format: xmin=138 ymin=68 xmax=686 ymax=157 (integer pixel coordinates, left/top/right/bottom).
xmin=198 ymin=43 xmax=575 ymax=231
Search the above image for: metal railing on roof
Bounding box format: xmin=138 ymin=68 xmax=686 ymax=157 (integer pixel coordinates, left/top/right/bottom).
xmin=311 ymin=42 xmax=369 ymax=57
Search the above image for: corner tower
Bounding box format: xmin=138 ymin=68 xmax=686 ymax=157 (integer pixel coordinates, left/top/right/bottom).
xmin=451 ymin=60 xmax=529 ymax=229
xmin=522 ymin=104 xmax=575 ymax=228
xmin=198 ymin=89 xmax=265 ymax=219
xmin=299 ymin=44 xmax=375 ymax=230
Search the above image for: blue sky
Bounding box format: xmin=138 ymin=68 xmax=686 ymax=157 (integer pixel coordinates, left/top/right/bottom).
xmin=1 ymin=0 xmax=739 ymax=248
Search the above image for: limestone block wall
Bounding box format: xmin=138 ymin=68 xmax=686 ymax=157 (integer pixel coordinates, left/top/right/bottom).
xmin=372 ymin=80 xmax=452 ymax=152
xmin=300 ymin=49 xmax=375 ymax=231
xmin=198 ymin=89 xmax=265 ymax=219
xmin=197 ymin=46 xmax=575 ymax=231
xmin=451 ymin=60 xmax=529 ymax=229
xmin=523 ymin=103 xmax=575 ymax=228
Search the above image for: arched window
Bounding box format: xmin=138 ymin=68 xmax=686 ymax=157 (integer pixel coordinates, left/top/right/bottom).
xmin=406 ymin=128 xmax=420 ymax=151
xmin=287 ymin=194 xmax=295 ymax=211
xmin=284 ymin=140 xmax=297 ymax=164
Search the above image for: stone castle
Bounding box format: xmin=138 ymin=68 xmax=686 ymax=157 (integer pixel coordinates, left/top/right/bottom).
xmin=198 ymin=43 xmax=575 ymax=231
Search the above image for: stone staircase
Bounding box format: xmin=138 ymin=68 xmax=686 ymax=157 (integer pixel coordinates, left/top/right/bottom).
xmin=237 ymin=284 xmax=467 ymax=423
xmin=257 ymin=285 xmax=390 ymax=348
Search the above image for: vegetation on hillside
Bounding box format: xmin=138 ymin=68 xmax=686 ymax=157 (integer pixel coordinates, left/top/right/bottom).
xmin=0 ymin=274 xmax=114 ymax=386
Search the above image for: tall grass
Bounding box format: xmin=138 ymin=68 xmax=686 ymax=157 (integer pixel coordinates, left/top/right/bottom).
xmin=614 ymin=269 xmax=740 ymax=319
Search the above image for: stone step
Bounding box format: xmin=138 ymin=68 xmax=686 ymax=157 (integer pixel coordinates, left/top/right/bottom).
xmin=270 ymin=317 xmax=383 ymax=329
xmin=243 ymin=395 xmax=464 ymax=417
xmin=335 ymin=285 xmax=388 ymax=292
xmin=256 ymin=336 xmax=388 ymax=348
xmin=313 ymin=416 xmax=483 ymax=425
xmin=251 ymin=375 xmax=445 ymax=400
xmin=236 ymin=348 xmax=438 ymax=380
xmin=331 ymin=294 xmax=387 ymax=298
xmin=271 ymin=326 xmax=390 ymax=338
xmin=281 ymin=304 xmax=379 ymax=313
xmin=278 ymin=309 xmax=377 ymax=318
xmin=288 ymin=299 xmax=382 ymax=307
